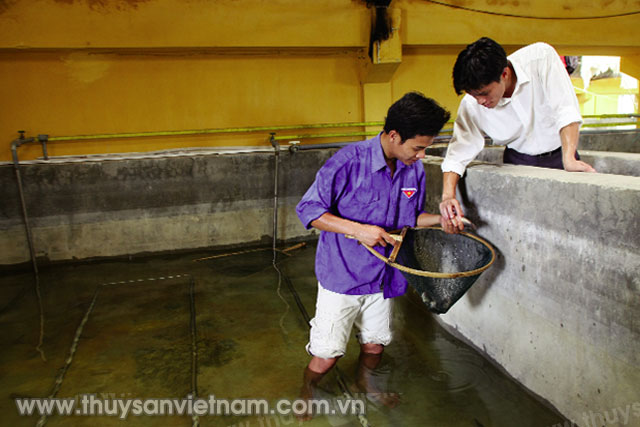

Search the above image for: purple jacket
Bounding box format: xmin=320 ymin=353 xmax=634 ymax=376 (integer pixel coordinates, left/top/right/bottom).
xmin=296 ymin=134 xmax=427 ymax=298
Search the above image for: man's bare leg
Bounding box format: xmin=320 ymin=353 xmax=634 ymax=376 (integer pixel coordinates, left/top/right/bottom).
xmin=298 ymin=356 xmax=339 ymax=421
xmin=357 ymin=343 xmax=400 ymax=408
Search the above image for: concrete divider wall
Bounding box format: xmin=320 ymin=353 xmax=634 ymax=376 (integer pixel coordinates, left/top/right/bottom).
xmin=470 ymin=146 xmax=640 ymax=177
xmin=429 ymin=144 xmax=640 ymax=177
xmin=422 ymin=155 xmax=640 ymax=425
xmin=580 ymin=151 xmax=640 ymax=177
xmin=0 ymin=149 xmax=336 ymax=265
xmin=578 ymin=131 xmax=640 ymax=153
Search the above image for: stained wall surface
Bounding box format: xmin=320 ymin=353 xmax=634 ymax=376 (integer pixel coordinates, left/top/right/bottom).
xmin=420 ymin=155 xmax=640 ymax=426
xmin=1 ymin=0 xmax=639 ymax=161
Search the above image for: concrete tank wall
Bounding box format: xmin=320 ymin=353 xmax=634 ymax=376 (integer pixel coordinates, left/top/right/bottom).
xmin=578 ymin=131 xmax=640 ymax=153
xmin=421 ymin=156 xmax=640 ymax=426
xmin=580 ymin=151 xmax=640 ymax=177
xmin=0 ymin=148 xmax=336 ymax=266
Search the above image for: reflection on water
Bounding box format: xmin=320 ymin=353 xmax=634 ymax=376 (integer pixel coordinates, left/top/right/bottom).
xmin=0 ymin=242 xmax=566 ymax=426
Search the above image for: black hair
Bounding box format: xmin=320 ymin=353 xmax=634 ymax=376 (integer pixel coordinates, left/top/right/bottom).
xmin=452 ymin=37 xmax=508 ymax=95
xmin=383 ymin=92 xmax=451 ymax=140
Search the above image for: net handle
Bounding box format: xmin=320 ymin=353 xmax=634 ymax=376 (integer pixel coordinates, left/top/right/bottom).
xmin=360 ymin=226 xmax=496 ymax=279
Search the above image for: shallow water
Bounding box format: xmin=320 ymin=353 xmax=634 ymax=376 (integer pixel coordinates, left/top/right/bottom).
xmin=0 ymin=242 xmax=567 ymax=426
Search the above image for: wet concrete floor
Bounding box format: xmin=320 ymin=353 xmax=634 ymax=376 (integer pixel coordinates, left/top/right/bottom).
xmin=0 ymin=242 xmax=568 ymax=426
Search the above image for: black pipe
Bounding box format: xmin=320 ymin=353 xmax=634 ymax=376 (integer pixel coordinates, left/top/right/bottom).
xmin=270 ymin=133 xmax=280 ymax=256
xmin=11 ymin=131 xmax=47 ymax=361
xmin=11 ymin=132 xmax=38 ymax=278
xmin=39 ymin=134 xmax=49 ymax=160
xmin=289 ymin=142 xmax=351 ymax=153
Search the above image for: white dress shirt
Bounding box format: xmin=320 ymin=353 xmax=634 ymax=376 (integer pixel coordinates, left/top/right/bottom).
xmin=441 ymin=42 xmax=583 ymax=176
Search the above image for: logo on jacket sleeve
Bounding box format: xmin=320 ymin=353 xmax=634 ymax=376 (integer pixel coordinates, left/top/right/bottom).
xmin=401 ymin=188 xmax=417 ymax=199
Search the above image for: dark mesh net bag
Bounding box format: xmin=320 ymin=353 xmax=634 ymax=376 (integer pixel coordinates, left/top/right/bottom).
xmin=362 ymin=227 xmax=495 ymax=314
xmin=397 ymin=227 xmax=495 ymax=314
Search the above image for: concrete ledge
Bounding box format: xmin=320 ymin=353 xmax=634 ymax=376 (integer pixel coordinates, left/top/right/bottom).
xmin=422 ymin=155 xmax=640 ymax=425
xmin=580 ymin=151 xmax=640 ymax=177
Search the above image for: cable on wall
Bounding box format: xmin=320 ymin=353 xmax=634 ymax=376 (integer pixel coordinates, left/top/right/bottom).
xmin=422 ymin=0 xmax=640 ymax=20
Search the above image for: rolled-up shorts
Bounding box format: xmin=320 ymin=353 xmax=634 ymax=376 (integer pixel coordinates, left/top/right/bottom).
xmin=306 ymin=282 xmax=393 ymax=359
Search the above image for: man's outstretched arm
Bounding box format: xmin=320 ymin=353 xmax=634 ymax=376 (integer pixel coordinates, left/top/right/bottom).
xmin=310 ymin=213 xmax=397 ymax=247
xmin=439 ymin=171 xmax=465 ymax=233
xmin=560 ymin=122 xmax=596 ymax=173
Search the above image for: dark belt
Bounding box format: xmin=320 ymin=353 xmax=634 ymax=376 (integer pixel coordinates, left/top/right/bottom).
xmin=532 ymin=147 xmax=562 ymax=158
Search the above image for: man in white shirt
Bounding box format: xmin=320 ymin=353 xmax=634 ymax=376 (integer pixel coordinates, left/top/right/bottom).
xmin=440 ymin=37 xmax=596 ymax=233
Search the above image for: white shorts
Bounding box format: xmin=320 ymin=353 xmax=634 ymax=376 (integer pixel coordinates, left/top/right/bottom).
xmin=306 ymin=282 xmax=393 ymax=359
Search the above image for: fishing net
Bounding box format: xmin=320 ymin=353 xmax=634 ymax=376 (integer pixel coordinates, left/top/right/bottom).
xmin=363 ymin=227 xmax=495 ymax=314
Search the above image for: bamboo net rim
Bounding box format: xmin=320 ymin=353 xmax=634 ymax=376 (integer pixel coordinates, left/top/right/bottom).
xmin=360 ymin=226 xmax=496 ymax=279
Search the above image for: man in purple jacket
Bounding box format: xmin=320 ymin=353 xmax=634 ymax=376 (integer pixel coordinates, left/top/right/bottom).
xmin=296 ymin=92 xmax=450 ymax=409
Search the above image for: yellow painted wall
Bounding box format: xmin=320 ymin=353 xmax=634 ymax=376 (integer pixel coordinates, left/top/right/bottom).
xmin=621 ymin=54 xmax=640 ymax=78
xmin=1 ymin=49 xmax=364 ymax=159
xmin=395 ymin=46 xmax=463 ymax=120
xmin=0 ymin=0 xmax=369 ymax=48
xmin=1 ymin=0 xmax=639 ymax=160
xmin=400 ymin=0 xmax=640 ymax=49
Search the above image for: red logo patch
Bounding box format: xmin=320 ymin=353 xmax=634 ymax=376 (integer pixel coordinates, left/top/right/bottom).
xmin=402 ymin=188 xmax=417 ymax=199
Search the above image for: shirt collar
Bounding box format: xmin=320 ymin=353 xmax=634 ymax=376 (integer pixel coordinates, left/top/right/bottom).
xmin=371 ymin=133 xmax=389 ymax=172
xmin=371 ymin=132 xmax=408 ymax=174
xmin=497 ymin=60 xmax=530 ymax=107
